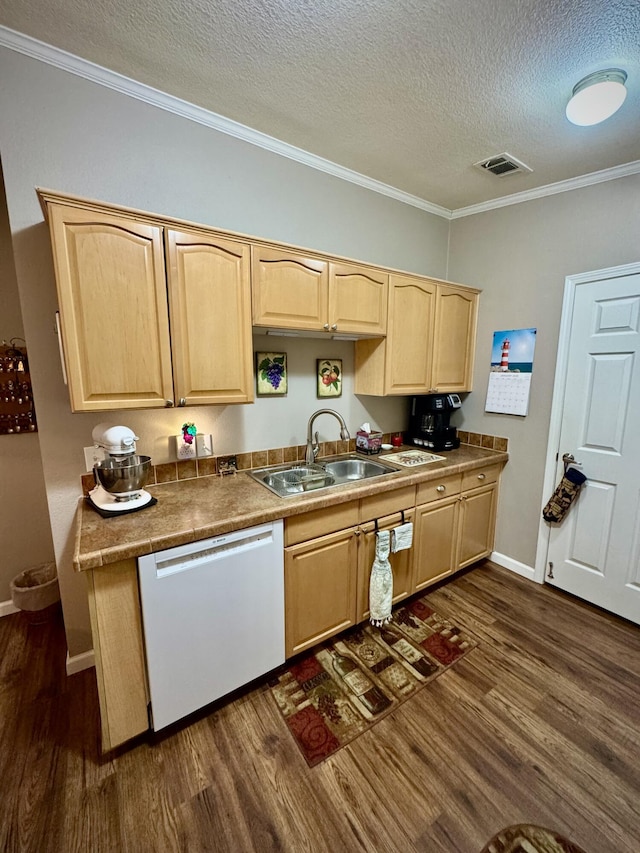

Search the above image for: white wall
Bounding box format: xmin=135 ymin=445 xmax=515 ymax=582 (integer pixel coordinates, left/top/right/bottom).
xmin=0 ymin=161 xmax=55 ymax=605
xmin=0 ymin=47 xmax=450 ymax=656
xmin=448 ymin=175 xmax=640 ymax=570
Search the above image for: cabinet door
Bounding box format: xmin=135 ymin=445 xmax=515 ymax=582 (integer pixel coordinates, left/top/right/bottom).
xmin=384 ymin=275 xmax=436 ymax=394
xmin=356 ymin=510 xmax=415 ymax=623
xmin=252 ymin=246 xmax=328 ymax=331
xmin=431 ymin=284 xmax=478 ymax=392
xmin=413 ymin=495 xmax=460 ymax=590
xmin=47 ymin=204 xmax=174 ymax=411
xmin=166 ymin=230 xmax=254 ymax=405
xmin=285 ymin=528 xmax=358 ymax=657
xmin=458 ymin=483 xmax=497 ymax=569
xmin=328 ymin=262 xmax=388 ymax=335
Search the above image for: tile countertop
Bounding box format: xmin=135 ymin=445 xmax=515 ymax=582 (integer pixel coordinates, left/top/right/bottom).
xmin=74 ymin=445 xmax=508 ymax=571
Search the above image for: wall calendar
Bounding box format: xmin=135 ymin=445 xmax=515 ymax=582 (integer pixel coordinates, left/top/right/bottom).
xmin=484 ymin=328 xmax=537 ymax=416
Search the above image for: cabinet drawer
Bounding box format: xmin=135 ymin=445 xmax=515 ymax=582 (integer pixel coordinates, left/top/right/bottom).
xmin=416 ymin=473 xmax=461 ymax=504
xmin=285 ymin=500 xmax=359 ymax=546
xmin=462 ymin=464 xmax=501 ymax=491
xmin=359 ymin=485 xmax=416 ymax=522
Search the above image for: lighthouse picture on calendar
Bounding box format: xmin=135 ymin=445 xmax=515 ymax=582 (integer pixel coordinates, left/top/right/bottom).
xmin=490 ymin=328 xmax=536 ymax=373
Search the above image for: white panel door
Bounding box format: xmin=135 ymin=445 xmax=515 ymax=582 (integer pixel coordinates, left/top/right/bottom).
xmin=546 ymin=272 xmax=640 ymax=624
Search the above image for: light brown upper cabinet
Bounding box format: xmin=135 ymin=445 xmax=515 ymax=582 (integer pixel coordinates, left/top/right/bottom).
xmin=165 ymin=229 xmax=253 ymax=406
xmin=431 ymin=283 xmax=478 ymax=393
xmin=39 ymin=192 xmax=254 ymax=411
xmin=252 ymin=247 xmax=388 ymax=336
xmin=354 ymin=276 xmax=479 ymax=396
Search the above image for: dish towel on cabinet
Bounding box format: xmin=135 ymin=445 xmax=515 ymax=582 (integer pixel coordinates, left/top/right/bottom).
xmin=392 ymin=521 xmax=413 ymax=553
xmin=369 ymin=530 xmax=393 ymax=626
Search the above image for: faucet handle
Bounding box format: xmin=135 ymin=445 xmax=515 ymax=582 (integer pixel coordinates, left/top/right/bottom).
xmin=312 ymin=430 xmax=320 ymax=459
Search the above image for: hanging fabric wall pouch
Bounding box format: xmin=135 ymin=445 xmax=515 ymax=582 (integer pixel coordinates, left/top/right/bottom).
xmin=543 ymin=465 xmax=587 ymax=523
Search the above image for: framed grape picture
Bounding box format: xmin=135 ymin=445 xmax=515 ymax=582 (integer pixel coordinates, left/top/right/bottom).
xmin=317 ymin=359 xmax=342 ymax=398
xmin=256 ymin=352 xmax=288 ymax=396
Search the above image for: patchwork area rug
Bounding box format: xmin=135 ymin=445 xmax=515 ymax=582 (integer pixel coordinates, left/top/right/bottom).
xmin=269 ymin=595 xmax=477 ymax=766
xmin=480 ymin=823 xmax=588 ymax=853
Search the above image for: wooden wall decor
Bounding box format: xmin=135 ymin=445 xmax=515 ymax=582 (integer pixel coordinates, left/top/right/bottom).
xmin=0 ymin=340 xmax=37 ymax=434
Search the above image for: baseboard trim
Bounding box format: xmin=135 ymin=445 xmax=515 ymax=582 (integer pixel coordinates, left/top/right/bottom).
xmin=66 ymin=649 xmax=95 ymax=676
xmin=0 ymin=599 xmax=19 ymax=617
xmin=490 ymin=551 xmax=539 ymax=582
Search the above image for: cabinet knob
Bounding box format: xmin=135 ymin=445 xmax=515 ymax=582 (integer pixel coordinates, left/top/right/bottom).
xmin=165 ymin=400 xmax=174 ymax=407
xmin=354 ymin=528 xmax=361 ymax=537
xmin=323 ymin=323 xmax=330 ymax=331
xmin=178 ymin=397 xmax=186 ymax=407
xmin=436 ymin=485 xmax=446 ymax=493
xmin=477 ymin=473 xmax=486 ymax=480
xmin=331 ymin=324 xmax=338 ymax=331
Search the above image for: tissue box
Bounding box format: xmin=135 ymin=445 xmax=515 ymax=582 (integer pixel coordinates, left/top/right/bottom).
xmin=356 ymin=430 xmax=383 ymax=454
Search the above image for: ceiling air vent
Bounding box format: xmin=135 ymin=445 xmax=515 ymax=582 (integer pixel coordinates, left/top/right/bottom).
xmin=474 ymin=152 xmax=533 ymax=177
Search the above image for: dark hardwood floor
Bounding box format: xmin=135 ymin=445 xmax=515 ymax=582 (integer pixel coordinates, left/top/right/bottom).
xmin=2 ymin=561 xmax=639 ymax=853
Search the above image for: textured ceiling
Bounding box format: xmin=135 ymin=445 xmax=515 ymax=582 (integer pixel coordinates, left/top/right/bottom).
xmin=1 ymin=0 xmax=639 ymax=210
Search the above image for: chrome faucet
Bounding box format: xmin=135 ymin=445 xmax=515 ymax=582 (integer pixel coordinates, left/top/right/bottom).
xmin=305 ymin=409 xmax=351 ymax=464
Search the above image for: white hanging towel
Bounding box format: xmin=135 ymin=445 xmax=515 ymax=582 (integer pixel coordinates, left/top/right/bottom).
xmin=392 ymin=521 xmax=413 ymax=553
xmin=369 ymin=530 xmax=393 ymax=626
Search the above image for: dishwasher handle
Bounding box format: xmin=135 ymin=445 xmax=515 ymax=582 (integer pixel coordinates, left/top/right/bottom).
xmin=152 ymin=527 xmax=276 ymax=579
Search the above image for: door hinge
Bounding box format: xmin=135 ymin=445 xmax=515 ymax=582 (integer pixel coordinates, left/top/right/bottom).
xmin=547 ymin=561 xmax=554 ymax=579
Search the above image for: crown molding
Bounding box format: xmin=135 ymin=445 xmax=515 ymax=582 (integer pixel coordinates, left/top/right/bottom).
xmin=2 ymin=26 xmax=638 ymax=222
xmin=0 ymin=26 xmax=451 ymax=220
xmin=451 ymin=160 xmax=640 ymax=219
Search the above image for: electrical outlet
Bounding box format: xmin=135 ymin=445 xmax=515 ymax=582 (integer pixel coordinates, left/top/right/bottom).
xmin=217 ymin=454 xmax=237 ymax=475
xmin=84 ymin=446 xmax=104 ymax=471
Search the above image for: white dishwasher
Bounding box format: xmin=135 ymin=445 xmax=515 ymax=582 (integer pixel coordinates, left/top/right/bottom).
xmin=138 ymin=520 xmax=284 ymax=731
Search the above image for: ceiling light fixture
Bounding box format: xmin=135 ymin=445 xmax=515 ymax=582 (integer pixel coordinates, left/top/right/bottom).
xmin=566 ymin=68 xmax=628 ymax=126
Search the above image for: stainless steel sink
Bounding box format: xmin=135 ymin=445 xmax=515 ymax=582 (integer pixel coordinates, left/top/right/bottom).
xmin=324 ymin=458 xmax=392 ymax=480
xmin=249 ymin=454 xmax=399 ymax=497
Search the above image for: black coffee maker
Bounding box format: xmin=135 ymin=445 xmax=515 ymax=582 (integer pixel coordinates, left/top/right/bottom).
xmin=408 ymin=394 xmax=462 ymax=451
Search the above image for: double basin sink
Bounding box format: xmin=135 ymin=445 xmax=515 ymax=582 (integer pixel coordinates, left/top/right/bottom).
xmin=249 ymin=453 xmax=400 ymax=498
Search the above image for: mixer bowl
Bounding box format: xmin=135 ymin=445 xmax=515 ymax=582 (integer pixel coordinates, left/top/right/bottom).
xmin=94 ymin=455 xmax=152 ymax=497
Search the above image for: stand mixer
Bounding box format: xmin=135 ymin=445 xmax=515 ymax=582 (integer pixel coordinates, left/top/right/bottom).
xmin=88 ymin=424 xmax=154 ymax=515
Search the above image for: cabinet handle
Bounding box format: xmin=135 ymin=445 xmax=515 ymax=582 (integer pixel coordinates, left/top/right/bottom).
xmin=477 ymin=473 xmax=486 ymax=480
xmin=165 ymin=400 xmax=174 ymax=407
xmin=331 ymin=324 xmax=338 ymax=331
xmin=436 ymin=485 xmax=446 ymax=493
xmin=323 ymin=323 xmax=330 ymax=331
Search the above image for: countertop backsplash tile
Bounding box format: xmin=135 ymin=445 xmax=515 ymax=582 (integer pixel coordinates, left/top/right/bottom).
xmin=80 ymin=431 xmax=508 ymax=495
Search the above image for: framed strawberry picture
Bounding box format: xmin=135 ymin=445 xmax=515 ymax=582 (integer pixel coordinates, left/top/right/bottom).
xmin=317 ymin=359 xmax=342 ymax=398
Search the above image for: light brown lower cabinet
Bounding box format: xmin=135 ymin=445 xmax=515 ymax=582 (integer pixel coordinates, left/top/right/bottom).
xmin=85 ymin=559 xmax=149 ymax=752
xmin=414 ymin=464 xmax=500 ymax=590
xmin=284 ymin=526 xmax=359 ymax=658
xmin=413 ymin=495 xmax=460 ymax=590
xmin=458 ymin=477 xmax=499 ymax=569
